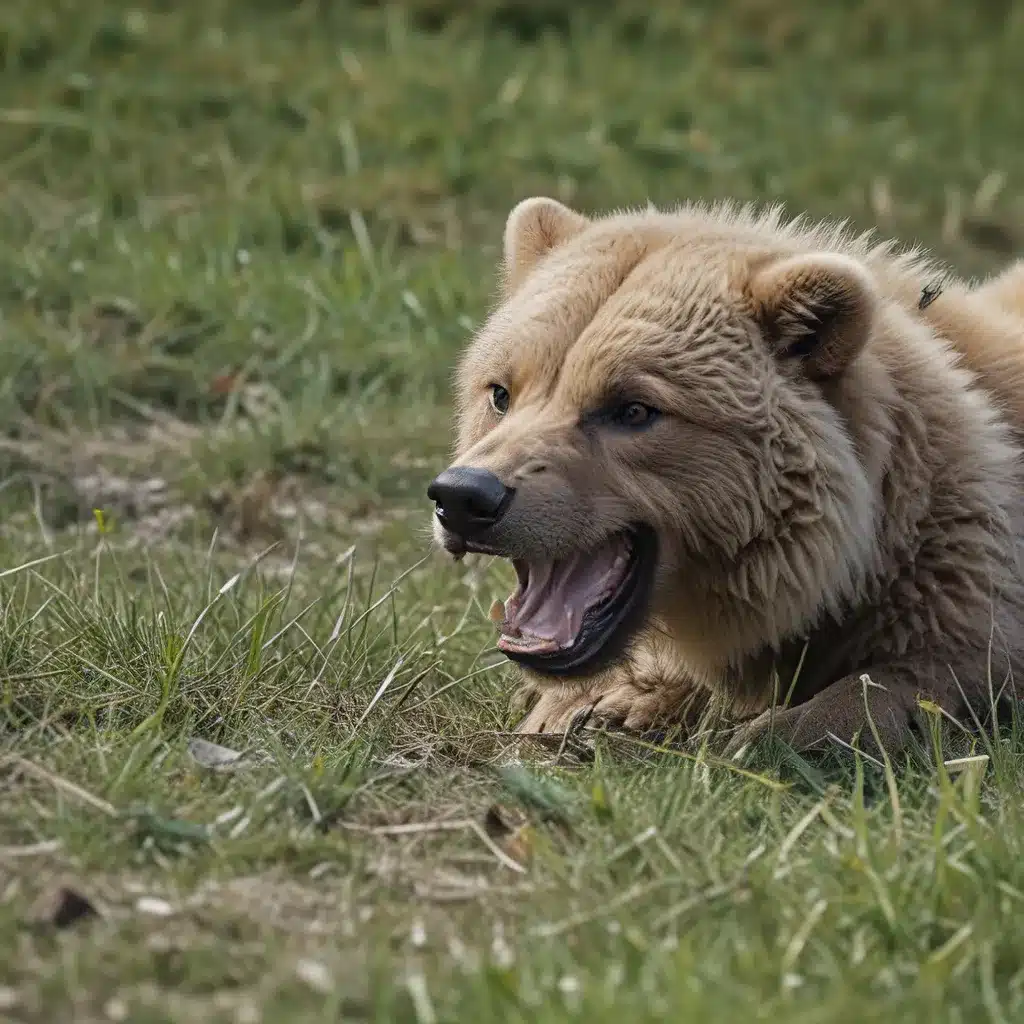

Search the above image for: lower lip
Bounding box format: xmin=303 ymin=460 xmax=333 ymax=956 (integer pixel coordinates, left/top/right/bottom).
xmin=497 ymin=634 xmax=561 ymax=655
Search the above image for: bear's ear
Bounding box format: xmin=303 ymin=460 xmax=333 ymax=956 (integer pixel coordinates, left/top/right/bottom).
xmin=748 ymin=253 xmax=877 ymax=379
xmin=502 ymin=197 xmax=589 ymax=294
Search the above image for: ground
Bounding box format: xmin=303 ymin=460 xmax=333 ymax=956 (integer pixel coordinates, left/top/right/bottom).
xmin=1 ymin=1 xmax=1024 ymax=1021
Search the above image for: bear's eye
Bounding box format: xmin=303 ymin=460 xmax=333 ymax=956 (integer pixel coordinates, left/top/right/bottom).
xmin=612 ymin=402 xmax=659 ymax=429
xmin=489 ymin=384 xmax=511 ymax=415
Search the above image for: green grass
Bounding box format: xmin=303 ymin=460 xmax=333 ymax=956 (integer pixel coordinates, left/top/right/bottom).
xmin=2 ymin=1 xmax=1024 ymax=1020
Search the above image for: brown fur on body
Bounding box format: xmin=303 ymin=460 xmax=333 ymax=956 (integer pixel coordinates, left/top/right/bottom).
xmin=433 ymin=197 xmax=1024 ymax=754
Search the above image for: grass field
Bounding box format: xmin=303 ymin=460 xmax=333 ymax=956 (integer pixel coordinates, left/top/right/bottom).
xmin=2 ymin=1 xmax=1024 ymax=1020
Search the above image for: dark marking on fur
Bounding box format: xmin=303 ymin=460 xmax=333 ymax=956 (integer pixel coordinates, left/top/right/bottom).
xmin=918 ymin=282 xmax=943 ymax=310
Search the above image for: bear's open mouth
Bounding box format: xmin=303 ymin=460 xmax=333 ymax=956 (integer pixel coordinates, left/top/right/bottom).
xmin=494 ymin=524 xmax=657 ymax=676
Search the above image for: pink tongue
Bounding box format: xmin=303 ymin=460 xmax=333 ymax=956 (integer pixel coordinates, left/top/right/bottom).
xmin=503 ymin=537 xmax=630 ymax=648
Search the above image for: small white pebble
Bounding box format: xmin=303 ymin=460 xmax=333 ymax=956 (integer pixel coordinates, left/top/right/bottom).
xmin=410 ymin=918 xmax=427 ymax=948
xmin=295 ymin=958 xmax=333 ymax=994
xmin=104 ymin=997 xmax=128 ymax=1021
xmin=0 ymin=987 xmax=18 ymax=1011
xmin=135 ymin=896 xmax=173 ymax=917
xmin=557 ymin=973 xmax=582 ymax=1012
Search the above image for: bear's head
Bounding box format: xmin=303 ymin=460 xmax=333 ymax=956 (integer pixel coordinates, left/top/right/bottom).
xmin=428 ymin=198 xmax=890 ymax=684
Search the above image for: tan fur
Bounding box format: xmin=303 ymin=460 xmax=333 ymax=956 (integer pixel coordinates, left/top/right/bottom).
xmin=502 ymin=196 xmax=589 ymax=295
xmin=435 ymin=198 xmax=1024 ymax=754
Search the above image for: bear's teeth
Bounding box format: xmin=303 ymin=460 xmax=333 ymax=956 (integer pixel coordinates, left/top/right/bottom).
xmin=489 ymin=599 xmax=506 ymax=623
xmin=499 ymin=632 xmax=556 ymax=653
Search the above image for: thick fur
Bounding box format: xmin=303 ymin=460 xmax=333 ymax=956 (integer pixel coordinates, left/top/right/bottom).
xmin=434 ymin=197 xmax=1024 ymax=754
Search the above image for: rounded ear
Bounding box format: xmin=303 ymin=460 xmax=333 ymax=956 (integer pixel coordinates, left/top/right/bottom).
xmin=748 ymin=253 xmax=877 ymax=379
xmin=502 ymin=197 xmax=589 ymax=295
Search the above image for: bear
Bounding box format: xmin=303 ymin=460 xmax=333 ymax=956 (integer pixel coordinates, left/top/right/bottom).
xmin=427 ymin=196 xmax=1024 ymax=755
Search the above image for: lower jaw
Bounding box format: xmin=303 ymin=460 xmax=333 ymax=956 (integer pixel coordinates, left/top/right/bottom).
xmin=497 ymin=600 xmax=628 ymax=671
xmin=496 ymin=525 xmax=658 ymax=678
xmin=503 ymin=641 xmax=619 ymax=677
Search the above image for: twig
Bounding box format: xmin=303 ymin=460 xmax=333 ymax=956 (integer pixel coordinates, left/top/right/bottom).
xmin=339 ymin=818 xmax=526 ymax=873
xmin=0 ymin=839 xmax=62 ymax=859
xmin=6 ymin=757 xmax=117 ymax=817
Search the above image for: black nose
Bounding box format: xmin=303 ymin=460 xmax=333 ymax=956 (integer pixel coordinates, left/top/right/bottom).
xmin=427 ymin=467 xmax=513 ymax=537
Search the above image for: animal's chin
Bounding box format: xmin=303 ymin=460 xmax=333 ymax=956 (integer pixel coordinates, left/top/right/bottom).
xmin=494 ymin=524 xmax=658 ymax=677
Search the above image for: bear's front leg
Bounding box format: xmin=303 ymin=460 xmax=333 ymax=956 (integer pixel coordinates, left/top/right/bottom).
xmin=723 ymin=664 xmax=938 ymax=757
xmin=513 ymin=630 xmax=709 ymax=737
xmin=513 ymin=674 xmax=706 ymax=735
